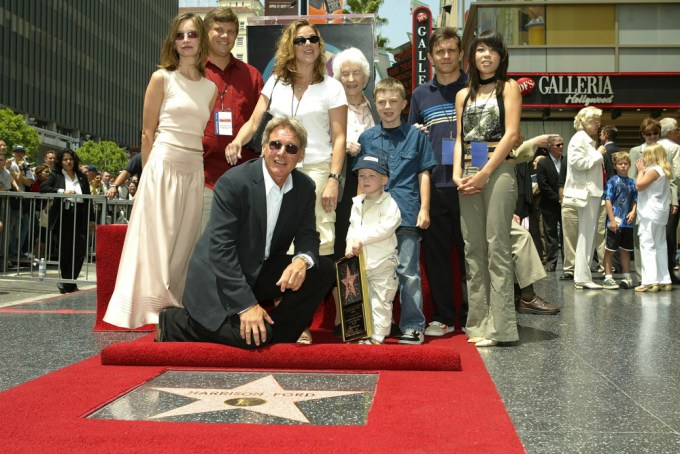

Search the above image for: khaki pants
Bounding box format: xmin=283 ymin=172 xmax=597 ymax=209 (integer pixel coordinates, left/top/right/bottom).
xmin=460 ymin=163 xmax=518 ymax=342
xmin=287 ymin=161 xmax=336 ymax=256
xmin=201 ymin=186 xmax=214 ymax=233
xmin=511 ymin=222 xmax=546 ymax=289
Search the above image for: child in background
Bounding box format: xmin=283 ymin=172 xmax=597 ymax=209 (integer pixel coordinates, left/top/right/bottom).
xmin=602 ymin=152 xmax=637 ymax=290
xmin=345 ymin=155 xmax=401 ymax=344
xmin=634 ymin=144 xmax=673 ymax=292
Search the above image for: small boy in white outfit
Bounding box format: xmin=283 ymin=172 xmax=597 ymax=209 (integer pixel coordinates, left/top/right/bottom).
xmin=345 ymin=155 xmax=402 ymax=344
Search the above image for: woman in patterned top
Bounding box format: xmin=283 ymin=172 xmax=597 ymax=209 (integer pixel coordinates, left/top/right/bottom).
xmin=452 ymin=30 xmax=522 ymax=347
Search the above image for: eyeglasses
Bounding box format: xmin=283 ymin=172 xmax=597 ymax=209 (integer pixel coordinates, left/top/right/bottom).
xmin=269 ymin=140 xmax=299 ymax=155
xmin=175 ymin=31 xmax=199 ymax=41
xmin=643 ymin=132 xmax=659 ymax=137
xmin=553 ymin=144 xmax=564 ymax=148
xmin=293 ymin=35 xmax=320 ymax=46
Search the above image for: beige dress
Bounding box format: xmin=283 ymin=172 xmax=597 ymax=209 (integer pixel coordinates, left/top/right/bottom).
xmin=104 ymin=70 xmax=215 ymax=328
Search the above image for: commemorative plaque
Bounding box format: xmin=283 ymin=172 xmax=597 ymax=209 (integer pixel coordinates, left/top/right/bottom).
xmin=335 ymin=253 xmax=372 ymax=342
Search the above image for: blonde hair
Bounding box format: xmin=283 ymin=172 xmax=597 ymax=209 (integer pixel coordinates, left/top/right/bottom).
xmin=573 ymin=106 xmax=602 ymax=131
xmin=274 ymin=20 xmax=326 ymax=86
xmin=643 ymin=144 xmax=672 ymax=180
xmin=159 ymin=13 xmax=210 ymax=75
xmin=611 ymin=151 xmax=630 ymax=166
xmin=374 ymin=77 xmax=406 ymax=100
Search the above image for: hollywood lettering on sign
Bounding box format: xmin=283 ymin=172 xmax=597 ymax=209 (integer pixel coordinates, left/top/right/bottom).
xmin=513 ymin=73 xmax=680 ymax=109
xmin=411 ymin=6 xmax=432 ymax=90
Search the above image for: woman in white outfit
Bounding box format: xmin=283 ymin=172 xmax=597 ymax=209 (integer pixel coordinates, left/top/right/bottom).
xmin=563 ymin=106 xmax=606 ymax=289
xmin=104 ymin=13 xmax=217 ymax=328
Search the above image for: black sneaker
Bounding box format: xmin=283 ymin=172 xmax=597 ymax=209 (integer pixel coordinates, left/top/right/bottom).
xmin=398 ymin=329 xmax=424 ymax=345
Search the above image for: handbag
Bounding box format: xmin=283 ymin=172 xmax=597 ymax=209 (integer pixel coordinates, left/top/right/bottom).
xmin=244 ymin=78 xmax=278 ymax=153
xmin=562 ymin=185 xmax=589 ymax=208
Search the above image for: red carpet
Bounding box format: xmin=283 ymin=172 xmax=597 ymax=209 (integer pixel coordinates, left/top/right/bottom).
xmin=0 ymin=335 xmax=523 ymax=453
xmin=101 ymin=333 xmax=461 ymax=371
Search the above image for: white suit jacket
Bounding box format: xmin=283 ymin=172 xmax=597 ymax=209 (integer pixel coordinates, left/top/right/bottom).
xmin=564 ymin=130 xmax=603 ymax=198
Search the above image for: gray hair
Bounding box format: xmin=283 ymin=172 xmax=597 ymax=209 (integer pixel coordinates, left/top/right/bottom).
xmin=261 ymin=116 xmax=308 ymax=150
xmin=659 ymin=117 xmax=678 ymax=138
xmin=573 ymin=106 xmax=602 ymax=131
xmin=332 ymin=47 xmax=371 ymax=82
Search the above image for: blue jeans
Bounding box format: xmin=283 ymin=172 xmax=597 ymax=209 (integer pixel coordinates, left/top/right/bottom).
xmin=396 ymin=227 xmax=425 ymax=332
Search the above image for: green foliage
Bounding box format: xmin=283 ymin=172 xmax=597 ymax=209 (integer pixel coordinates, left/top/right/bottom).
xmin=343 ymin=0 xmax=389 ymax=47
xmin=0 ymin=108 xmax=41 ymax=161
xmin=75 ymin=140 xmax=129 ymax=173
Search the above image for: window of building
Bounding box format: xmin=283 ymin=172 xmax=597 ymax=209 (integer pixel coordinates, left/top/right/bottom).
xmin=476 ymin=4 xmax=615 ymax=47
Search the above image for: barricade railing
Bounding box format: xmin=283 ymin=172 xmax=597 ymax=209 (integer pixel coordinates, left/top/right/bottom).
xmin=0 ymin=191 xmax=134 ymax=283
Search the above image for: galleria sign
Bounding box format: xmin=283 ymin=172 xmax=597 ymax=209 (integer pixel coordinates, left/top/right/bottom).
xmin=538 ymin=76 xmax=614 ymax=105
xmin=512 ymin=72 xmax=680 ymax=109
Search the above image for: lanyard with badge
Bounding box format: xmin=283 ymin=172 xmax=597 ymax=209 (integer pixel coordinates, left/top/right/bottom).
xmin=212 ymin=67 xmax=233 ymax=136
xmin=440 ymin=87 xmax=455 ymax=165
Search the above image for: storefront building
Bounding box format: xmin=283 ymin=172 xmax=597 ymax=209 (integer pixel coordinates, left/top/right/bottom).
xmin=440 ymin=0 xmax=680 ymax=148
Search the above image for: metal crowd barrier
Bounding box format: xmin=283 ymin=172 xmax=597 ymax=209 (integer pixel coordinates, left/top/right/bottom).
xmin=0 ymin=191 xmax=134 ymax=283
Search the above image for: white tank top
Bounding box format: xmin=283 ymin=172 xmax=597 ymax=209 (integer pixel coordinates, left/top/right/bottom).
xmin=155 ymin=69 xmax=215 ymax=150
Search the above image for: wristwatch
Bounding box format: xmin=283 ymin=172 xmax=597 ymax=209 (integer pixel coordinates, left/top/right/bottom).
xmin=293 ymin=254 xmax=314 ymax=269
xmin=328 ymin=173 xmax=343 ymax=183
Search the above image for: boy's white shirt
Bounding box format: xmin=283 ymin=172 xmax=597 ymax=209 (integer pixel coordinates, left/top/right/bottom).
xmin=345 ymin=191 xmax=401 ymax=272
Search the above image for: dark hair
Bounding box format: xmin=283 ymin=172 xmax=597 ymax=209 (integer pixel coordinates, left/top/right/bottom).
xmin=466 ymin=30 xmax=509 ymax=101
xmin=601 ymin=125 xmax=618 ymax=141
xmin=54 ymin=149 xmax=82 ymax=174
xmin=204 ymin=7 xmax=239 ymax=29
xmin=429 ymin=27 xmax=461 ymax=55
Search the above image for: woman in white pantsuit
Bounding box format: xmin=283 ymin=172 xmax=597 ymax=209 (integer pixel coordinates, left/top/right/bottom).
xmin=563 ymin=107 xmax=606 ymax=289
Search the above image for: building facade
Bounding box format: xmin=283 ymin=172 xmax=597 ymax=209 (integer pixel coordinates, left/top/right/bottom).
xmin=437 ymin=0 xmax=680 ymax=147
xmin=0 ymin=1 xmax=177 ymax=152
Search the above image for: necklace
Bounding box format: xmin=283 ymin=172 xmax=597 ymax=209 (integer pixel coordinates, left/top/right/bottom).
xmin=480 ymin=75 xmax=497 ymax=86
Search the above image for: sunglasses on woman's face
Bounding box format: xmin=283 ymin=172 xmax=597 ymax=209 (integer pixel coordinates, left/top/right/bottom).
xmin=293 ymin=35 xmax=320 ymax=46
xmin=175 ymin=31 xmax=199 ymax=41
xmin=269 ymin=140 xmax=300 ymax=155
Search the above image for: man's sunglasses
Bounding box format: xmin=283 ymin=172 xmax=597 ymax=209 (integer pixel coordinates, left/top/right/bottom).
xmin=293 ymin=35 xmax=321 ymax=46
xmin=175 ymin=31 xmax=199 ymax=41
xmin=269 ymin=140 xmax=300 ymax=155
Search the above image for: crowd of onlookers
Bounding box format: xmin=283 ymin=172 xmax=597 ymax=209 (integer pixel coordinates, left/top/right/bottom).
xmin=526 ymin=116 xmax=680 ymax=290
xmin=0 ymin=137 xmax=140 ymax=268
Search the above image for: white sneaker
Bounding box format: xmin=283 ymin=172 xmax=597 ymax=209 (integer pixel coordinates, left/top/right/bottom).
xmin=424 ymin=321 xmax=455 ymax=337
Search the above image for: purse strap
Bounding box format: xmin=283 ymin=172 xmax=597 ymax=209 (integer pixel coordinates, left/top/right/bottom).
xmin=265 ymin=78 xmax=279 ymax=111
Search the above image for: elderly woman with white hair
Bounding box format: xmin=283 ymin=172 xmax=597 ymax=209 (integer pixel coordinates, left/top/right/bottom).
xmin=564 ymin=106 xmax=607 ymax=289
xmin=332 ymin=47 xmax=375 ymax=260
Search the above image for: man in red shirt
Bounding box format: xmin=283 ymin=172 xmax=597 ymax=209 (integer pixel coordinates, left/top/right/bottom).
xmin=201 ymin=7 xmax=264 ymax=227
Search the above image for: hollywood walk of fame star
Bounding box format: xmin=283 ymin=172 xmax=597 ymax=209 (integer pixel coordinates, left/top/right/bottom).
xmin=149 ymin=375 xmax=367 ymax=423
xmin=341 ymin=265 xmax=359 ymax=300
